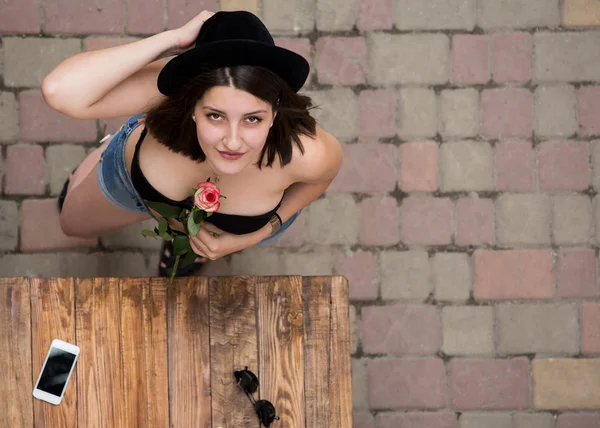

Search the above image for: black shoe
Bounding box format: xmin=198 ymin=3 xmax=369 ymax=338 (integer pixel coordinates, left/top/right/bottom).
xmin=158 ymin=240 xmax=207 ymax=278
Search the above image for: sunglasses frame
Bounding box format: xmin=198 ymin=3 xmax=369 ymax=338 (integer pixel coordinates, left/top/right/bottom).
xmin=234 ymin=366 xmax=280 ymax=427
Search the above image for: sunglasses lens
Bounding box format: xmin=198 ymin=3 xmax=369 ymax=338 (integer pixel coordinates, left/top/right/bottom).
xmin=234 ymin=368 xmax=259 ymax=394
xmin=255 ymin=400 xmax=277 ymax=424
xmin=234 ymin=367 xmax=278 ymax=426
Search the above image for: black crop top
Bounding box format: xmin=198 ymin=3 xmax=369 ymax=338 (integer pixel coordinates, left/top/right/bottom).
xmin=130 ymin=126 xmax=283 ymax=235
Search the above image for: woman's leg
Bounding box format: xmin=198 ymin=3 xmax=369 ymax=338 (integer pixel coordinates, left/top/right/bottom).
xmin=59 ymin=140 xmax=151 ymax=238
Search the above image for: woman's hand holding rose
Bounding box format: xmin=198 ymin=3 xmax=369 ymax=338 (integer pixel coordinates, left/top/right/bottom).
xmin=189 ymin=180 xmax=251 ymax=261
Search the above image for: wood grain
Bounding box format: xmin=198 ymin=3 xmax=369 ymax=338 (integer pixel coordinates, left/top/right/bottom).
xmin=302 ymin=276 xmax=331 ymax=428
xmin=256 ymin=276 xmax=306 ymax=428
xmin=329 ymin=277 xmax=352 ymax=428
xmin=30 ymin=278 xmax=77 ymax=428
xmin=0 ymin=277 xmax=33 ymax=427
xmin=209 ymin=276 xmax=259 ymax=428
xmin=147 ymin=279 xmax=171 ymax=428
xmin=76 ymin=278 xmax=126 ymax=428
xmin=120 ymin=278 xmax=169 ymax=428
xmin=168 ymin=277 xmax=212 ymax=428
xmin=3 ymin=275 xmax=353 ymax=427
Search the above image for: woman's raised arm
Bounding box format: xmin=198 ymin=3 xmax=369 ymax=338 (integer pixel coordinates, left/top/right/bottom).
xmin=41 ymin=10 xmax=214 ymax=119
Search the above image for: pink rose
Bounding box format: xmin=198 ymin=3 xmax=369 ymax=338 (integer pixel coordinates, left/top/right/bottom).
xmin=194 ymin=181 xmax=221 ymax=212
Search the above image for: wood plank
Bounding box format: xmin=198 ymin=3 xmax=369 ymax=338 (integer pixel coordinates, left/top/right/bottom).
xmin=76 ymin=278 xmax=126 ymax=427
xmin=329 ymin=276 xmax=353 ymax=428
xmin=209 ymin=276 xmax=259 ymax=428
xmin=0 ymin=277 xmax=33 ymax=427
xmin=30 ymin=278 xmax=77 ymax=427
xmin=148 ymin=279 xmax=171 ymax=427
xmin=120 ymin=278 xmax=169 ymax=428
xmin=168 ymin=277 xmax=211 ymax=428
xmin=256 ymin=276 xmax=306 ymax=427
xmin=302 ymin=276 xmax=332 ymax=428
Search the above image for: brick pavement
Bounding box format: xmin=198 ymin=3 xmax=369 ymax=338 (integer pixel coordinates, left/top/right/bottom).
xmin=2 ymin=0 xmax=600 ymax=425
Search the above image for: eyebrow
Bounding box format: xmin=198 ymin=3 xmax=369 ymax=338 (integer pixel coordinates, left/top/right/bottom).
xmin=202 ymin=106 xmax=267 ymax=115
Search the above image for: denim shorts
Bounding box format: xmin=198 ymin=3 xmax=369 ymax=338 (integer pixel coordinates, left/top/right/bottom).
xmin=97 ymin=114 xmax=299 ymax=245
xmin=97 ymin=113 xmax=149 ymax=215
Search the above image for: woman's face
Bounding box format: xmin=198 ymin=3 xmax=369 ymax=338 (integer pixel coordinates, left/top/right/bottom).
xmin=193 ymin=85 xmax=275 ymax=176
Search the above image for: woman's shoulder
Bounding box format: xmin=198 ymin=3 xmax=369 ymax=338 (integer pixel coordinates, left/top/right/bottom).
xmin=289 ymin=124 xmax=343 ymax=184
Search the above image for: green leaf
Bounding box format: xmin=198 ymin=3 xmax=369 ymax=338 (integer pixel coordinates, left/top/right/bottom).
xmin=141 ymin=229 xmax=158 ymax=238
xmin=158 ymin=217 xmax=168 ymax=236
xmin=145 ymin=201 xmax=183 ymax=218
xmin=206 ymin=212 xmax=213 ymax=218
xmin=220 ymin=195 xmax=227 ymax=199
xmin=173 ymin=234 xmax=191 ymax=256
xmin=193 ymin=210 xmax=204 ymax=224
xmin=179 ymin=249 xmax=199 ymax=267
xmin=188 ymin=215 xmax=201 ymax=237
xmin=161 ymin=232 xmax=174 ymax=241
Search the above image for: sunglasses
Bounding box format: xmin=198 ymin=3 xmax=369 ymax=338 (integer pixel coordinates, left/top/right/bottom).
xmin=234 ymin=366 xmax=280 ymax=427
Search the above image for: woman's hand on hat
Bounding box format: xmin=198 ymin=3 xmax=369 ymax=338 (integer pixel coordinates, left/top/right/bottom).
xmin=175 ymin=10 xmax=215 ymax=50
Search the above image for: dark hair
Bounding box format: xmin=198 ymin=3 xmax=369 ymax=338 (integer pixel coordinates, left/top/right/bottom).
xmin=144 ymin=65 xmax=317 ymax=169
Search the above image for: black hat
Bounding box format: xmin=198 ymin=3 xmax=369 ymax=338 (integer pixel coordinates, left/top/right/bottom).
xmin=157 ymin=11 xmax=310 ymax=95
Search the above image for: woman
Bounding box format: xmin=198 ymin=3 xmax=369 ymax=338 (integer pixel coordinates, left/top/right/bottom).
xmin=41 ymin=10 xmax=343 ymax=278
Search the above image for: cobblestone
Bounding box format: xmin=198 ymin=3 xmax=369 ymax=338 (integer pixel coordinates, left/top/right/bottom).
xmin=3 ymin=38 xmax=81 ymax=88
xmin=564 ymin=0 xmax=600 ymax=26
xmin=367 ymin=33 xmax=449 ymax=85
xmin=534 ymin=32 xmax=600 ymax=82
xmin=439 ymin=88 xmax=479 ymax=139
xmin=474 ymin=249 xmax=554 ymax=299
xmin=553 ymin=194 xmax=593 ymax=245
xmin=316 ymin=0 xmax=358 ymax=31
xmin=496 ymin=194 xmax=552 ymax=245
xmin=534 ymin=85 xmax=577 ymax=138
xmin=0 ymin=92 xmax=18 ymax=142
xmin=450 ymin=358 xmax=530 ymax=410
xmin=533 ymin=359 xmax=600 ymax=409
xmin=433 ymin=252 xmax=471 ymax=302
xmin=0 ymin=200 xmax=19 ymax=251
xmin=395 ymin=0 xmax=475 ymax=30
xmin=496 ymin=303 xmax=579 ymax=355
xmin=397 ymin=88 xmax=437 ymax=139
xmin=381 ymin=250 xmax=431 ymax=300
xmin=304 ymin=89 xmax=358 ymax=141
xmin=261 ymin=0 xmax=315 ymax=34
xmin=477 ymin=0 xmax=560 ymax=29
xmin=308 ymin=194 xmax=359 ymax=245
xmin=439 ymin=141 xmax=494 ymax=192
xmin=442 ymin=306 xmax=494 ymax=356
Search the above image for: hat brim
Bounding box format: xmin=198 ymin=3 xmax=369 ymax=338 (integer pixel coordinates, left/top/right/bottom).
xmin=157 ymin=39 xmax=310 ymax=95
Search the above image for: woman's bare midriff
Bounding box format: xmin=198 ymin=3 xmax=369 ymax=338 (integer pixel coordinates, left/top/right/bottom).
xmin=123 ymin=124 xmax=297 ymax=217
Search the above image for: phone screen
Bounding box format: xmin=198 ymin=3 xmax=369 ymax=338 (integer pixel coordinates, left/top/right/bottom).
xmin=36 ymin=347 xmax=77 ymax=397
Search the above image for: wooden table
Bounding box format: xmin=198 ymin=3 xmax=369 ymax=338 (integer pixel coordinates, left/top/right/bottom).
xmin=1 ymin=276 xmax=352 ymax=428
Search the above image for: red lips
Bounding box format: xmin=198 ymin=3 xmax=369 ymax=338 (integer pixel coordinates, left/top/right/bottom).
xmin=218 ymin=150 xmax=245 ymax=155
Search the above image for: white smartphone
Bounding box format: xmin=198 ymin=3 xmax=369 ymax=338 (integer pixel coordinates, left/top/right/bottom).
xmin=32 ymin=339 xmax=80 ymax=405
